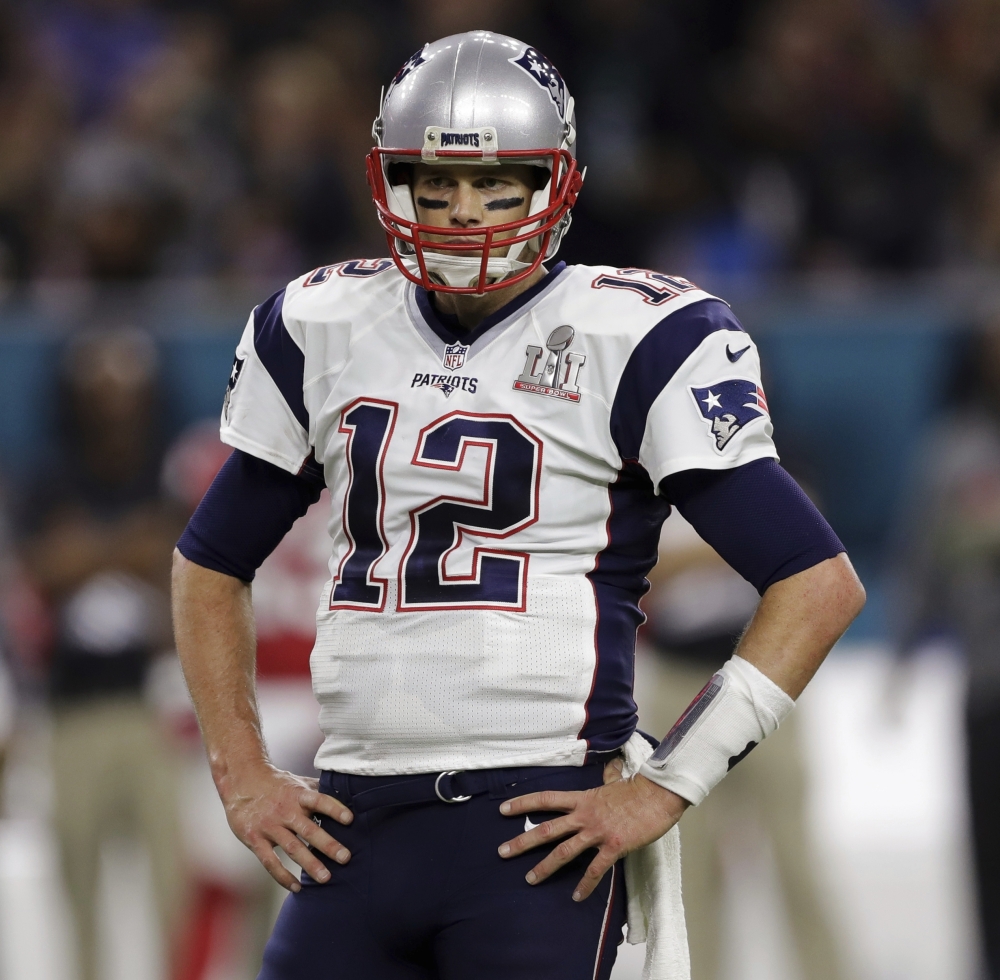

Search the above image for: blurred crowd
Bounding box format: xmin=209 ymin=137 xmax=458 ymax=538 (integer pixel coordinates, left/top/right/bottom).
xmin=0 ymin=0 xmax=999 ymax=291
xmin=0 ymin=330 xmax=330 ymax=980
xmin=3 ymin=1 xmax=1000 ymax=979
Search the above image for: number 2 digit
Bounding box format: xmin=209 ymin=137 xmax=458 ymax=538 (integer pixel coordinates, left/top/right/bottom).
xmin=400 ymin=413 xmax=542 ymax=611
xmin=330 ymin=409 xmax=542 ymax=612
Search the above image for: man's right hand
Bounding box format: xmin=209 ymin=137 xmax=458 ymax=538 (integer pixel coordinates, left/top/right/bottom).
xmin=173 ymin=555 xmax=354 ymax=892
xmin=220 ymin=763 xmax=354 ymax=892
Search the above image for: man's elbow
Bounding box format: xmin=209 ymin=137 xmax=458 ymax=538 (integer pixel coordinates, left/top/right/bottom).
xmin=824 ymin=552 xmax=866 ymax=627
xmin=768 ymin=552 xmax=866 ymax=634
xmin=846 ymin=573 xmax=867 ymax=621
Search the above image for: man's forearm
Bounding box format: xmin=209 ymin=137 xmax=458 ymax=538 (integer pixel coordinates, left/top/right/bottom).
xmin=736 ymin=552 xmax=866 ymax=699
xmin=171 ymin=550 xmax=267 ymax=787
xmin=172 ymin=550 xmax=355 ymax=891
xmin=636 ymin=551 xmax=865 ymax=806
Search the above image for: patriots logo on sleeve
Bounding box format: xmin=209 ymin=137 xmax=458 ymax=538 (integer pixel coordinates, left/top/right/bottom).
xmin=223 ymin=355 xmax=245 ymax=422
xmin=690 ymin=380 xmax=769 ymax=450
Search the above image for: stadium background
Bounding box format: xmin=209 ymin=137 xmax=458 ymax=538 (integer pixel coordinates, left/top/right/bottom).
xmin=0 ymin=0 xmax=990 ymax=978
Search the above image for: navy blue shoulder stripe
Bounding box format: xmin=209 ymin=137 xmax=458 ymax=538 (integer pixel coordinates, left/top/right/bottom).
xmin=609 ymin=298 xmax=744 ymax=461
xmin=252 ymin=288 xmax=308 ymax=432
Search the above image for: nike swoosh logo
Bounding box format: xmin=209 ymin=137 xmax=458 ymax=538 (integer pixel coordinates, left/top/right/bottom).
xmin=726 ymin=343 xmax=751 ymax=362
xmin=524 ymin=816 xmax=539 ymax=833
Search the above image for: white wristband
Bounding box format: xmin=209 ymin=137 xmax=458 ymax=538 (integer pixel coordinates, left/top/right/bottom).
xmin=639 ymin=655 xmax=794 ymax=805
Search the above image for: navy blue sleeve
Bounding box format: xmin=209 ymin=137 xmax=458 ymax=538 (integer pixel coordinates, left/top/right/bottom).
xmin=177 ymin=449 xmax=325 ymax=582
xmin=252 ymin=287 xmax=309 ymax=430
xmin=610 ymin=298 xmax=744 ymax=460
xmin=661 ymin=459 xmax=845 ymax=594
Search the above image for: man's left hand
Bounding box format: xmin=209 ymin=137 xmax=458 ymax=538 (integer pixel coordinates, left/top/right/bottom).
xmin=497 ymin=761 xmax=689 ymax=901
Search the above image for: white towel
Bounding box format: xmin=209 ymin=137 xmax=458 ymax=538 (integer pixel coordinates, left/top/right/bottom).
xmin=621 ymin=731 xmax=691 ymax=980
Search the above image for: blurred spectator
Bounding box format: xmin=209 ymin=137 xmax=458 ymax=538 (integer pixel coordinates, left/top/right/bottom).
xmin=0 ymin=5 xmax=69 ymax=284
xmin=731 ymin=0 xmax=948 ymax=272
xmin=214 ymin=0 xmax=321 ymax=63
xmin=115 ymin=14 xmax=244 ymax=274
xmin=0 ymin=644 xmax=11 ymax=809
xmin=0 ymin=491 xmax=17 ymax=816
xmin=649 ymin=159 xmax=805 ymax=285
xmin=923 ymin=0 xmax=1000 ymax=168
xmin=35 ymin=0 xmax=169 ymax=125
xmin=546 ymin=0 xmax=681 ymax=266
xmin=14 ymin=328 xmax=187 ymax=980
xmin=0 ymin=0 xmax=992 ymax=285
xmin=406 ymin=0 xmax=533 ymax=39
xmin=892 ymin=324 xmax=1000 ymax=979
xmin=640 ymin=511 xmax=843 ymax=980
xmin=311 ymin=5 xmax=394 ymax=88
xmin=228 ymin=42 xmax=361 ymax=278
xmin=38 ymin=14 xmax=242 ymax=281
xmin=45 ymin=130 xmax=183 ymax=280
xmin=162 ymin=419 xmax=327 ymax=980
xmin=965 ymin=145 xmax=1000 ymax=265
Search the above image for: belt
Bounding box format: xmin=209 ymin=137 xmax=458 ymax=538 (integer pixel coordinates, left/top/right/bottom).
xmin=324 ymin=759 xmax=607 ymax=815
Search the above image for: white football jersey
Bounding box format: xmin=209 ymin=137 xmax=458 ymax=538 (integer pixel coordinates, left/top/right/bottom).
xmin=221 ymin=259 xmax=777 ymax=774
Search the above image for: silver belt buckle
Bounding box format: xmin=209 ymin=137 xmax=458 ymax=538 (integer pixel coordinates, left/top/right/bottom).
xmin=434 ymin=770 xmax=471 ymax=803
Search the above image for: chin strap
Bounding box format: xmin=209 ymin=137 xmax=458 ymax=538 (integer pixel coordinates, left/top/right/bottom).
xmin=399 ymin=251 xmax=532 ymax=290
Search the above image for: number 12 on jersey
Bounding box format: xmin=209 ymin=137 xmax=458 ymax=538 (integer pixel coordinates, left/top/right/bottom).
xmin=330 ymin=400 xmax=542 ymax=613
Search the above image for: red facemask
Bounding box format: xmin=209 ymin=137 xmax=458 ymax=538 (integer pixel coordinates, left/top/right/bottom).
xmin=366 ymin=146 xmax=584 ymax=295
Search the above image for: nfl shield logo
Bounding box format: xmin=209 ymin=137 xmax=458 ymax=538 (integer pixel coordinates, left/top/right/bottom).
xmin=443 ymin=344 xmax=469 ymax=370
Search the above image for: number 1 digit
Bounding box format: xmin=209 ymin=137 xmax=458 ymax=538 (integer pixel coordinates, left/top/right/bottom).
xmin=329 ymin=399 xmax=397 ymax=610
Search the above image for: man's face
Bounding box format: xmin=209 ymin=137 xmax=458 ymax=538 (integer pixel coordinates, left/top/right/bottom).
xmin=410 ymin=163 xmax=541 ymax=257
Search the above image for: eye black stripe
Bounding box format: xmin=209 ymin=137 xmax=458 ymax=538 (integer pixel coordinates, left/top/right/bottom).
xmin=416 ymin=197 xmax=449 ymax=209
xmin=484 ymin=197 xmax=525 ymax=212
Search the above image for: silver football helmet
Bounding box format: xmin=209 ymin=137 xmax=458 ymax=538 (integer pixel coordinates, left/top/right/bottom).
xmin=367 ymin=31 xmax=584 ymax=293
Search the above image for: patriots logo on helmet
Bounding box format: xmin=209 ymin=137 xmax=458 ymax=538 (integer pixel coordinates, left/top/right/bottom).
xmin=690 ymin=380 xmax=769 ymax=451
xmin=387 ymin=48 xmax=426 ymax=96
xmin=510 ymin=46 xmax=567 ymax=119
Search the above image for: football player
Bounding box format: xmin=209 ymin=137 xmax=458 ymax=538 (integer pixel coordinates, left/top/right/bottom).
xmin=172 ymin=31 xmax=865 ymax=980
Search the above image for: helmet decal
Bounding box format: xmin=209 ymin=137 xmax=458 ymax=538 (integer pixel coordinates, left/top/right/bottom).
xmin=510 ymin=46 xmax=568 ymax=120
xmin=387 ymin=47 xmax=427 ymax=97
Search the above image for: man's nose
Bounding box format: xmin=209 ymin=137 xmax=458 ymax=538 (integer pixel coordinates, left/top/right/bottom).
xmin=449 ymin=182 xmax=482 ymax=226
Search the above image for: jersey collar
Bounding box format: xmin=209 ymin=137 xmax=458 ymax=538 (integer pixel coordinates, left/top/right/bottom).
xmin=405 ymin=262 xmax=569 ymax=364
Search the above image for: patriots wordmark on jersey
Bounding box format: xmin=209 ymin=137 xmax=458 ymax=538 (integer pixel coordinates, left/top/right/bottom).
xmin=221 ymin=259 xmax=777 ymax=776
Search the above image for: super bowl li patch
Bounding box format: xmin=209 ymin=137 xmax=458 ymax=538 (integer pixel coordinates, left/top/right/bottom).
xmin=690 ymin=379 xmax=769 ymax=451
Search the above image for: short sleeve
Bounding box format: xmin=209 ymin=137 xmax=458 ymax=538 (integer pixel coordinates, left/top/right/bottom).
xmin=609 ymin=298 xmax=778 ymax=487
xmin=220 ymin=288 xmax=312 ymax=475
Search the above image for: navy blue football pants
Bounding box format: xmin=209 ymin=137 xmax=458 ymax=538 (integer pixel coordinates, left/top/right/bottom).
xmin=258 ymin=762 xmax=627 ymax=979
